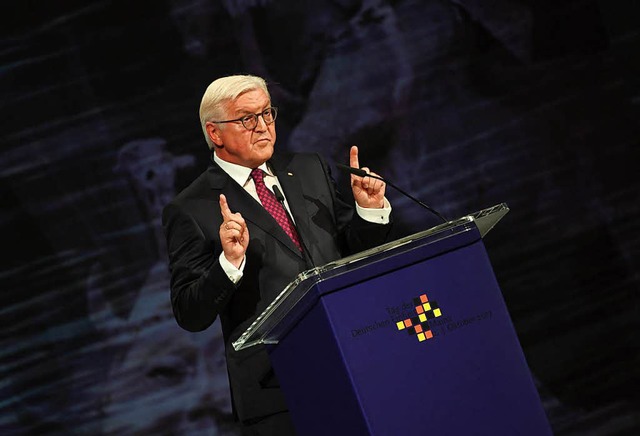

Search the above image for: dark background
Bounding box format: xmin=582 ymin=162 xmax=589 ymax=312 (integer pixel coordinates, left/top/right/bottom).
xmin=1 ymin=0 xmax=639 ymax=434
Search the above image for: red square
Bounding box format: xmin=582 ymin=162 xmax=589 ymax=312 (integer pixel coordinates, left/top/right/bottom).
xmin=420 ymin=294 xmax=428 ymax=303
xmin=425 ymin=330 xmax=433 ymax=339
xmin=403 ymin=319 xmax=412 ymax=328
xmin=415 ymin=324 xmax=423 ymax=333
xmin=415 ymin=305 xmax=424 ymax=314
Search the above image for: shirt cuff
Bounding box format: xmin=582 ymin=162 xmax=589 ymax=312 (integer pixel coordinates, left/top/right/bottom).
xmin=219 ymin=252 xmax=245 ymax=284
xmin=355 ymin=197 xmax=392 ymax=224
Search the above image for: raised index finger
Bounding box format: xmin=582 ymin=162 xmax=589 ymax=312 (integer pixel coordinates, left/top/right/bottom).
xmin=349 ymin=145 xmax=360 ymax=170
xmin=219 ymin=194 xmax=233 ymax=219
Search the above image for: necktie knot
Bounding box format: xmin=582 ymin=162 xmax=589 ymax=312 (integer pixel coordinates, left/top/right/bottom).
xmin=250 ymin=168 xmax=264 ymax=185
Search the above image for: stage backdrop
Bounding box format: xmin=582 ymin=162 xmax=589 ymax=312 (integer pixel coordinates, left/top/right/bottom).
xmin=2 ymin=1 xmax=639 ymax=435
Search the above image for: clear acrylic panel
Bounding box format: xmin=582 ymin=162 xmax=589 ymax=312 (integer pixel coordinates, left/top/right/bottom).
xmin=232 ymin=203 xmax=509 ymax=351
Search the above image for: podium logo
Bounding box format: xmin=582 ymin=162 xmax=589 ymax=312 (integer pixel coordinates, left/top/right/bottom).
xmin=396 ymin=294 xmax=442 ymax=342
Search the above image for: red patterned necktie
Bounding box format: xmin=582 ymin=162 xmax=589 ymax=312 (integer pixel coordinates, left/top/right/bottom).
xmin=250 ymin=168 xmax=303 ymax=252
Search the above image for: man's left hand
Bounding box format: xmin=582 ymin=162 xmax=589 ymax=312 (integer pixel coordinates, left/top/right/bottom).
xmin=349 ymin=145 xmax=386 ymax=209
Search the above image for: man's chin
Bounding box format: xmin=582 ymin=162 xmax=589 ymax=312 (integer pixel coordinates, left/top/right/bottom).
xmin=258 ymin=143 xmax=275 ymax=158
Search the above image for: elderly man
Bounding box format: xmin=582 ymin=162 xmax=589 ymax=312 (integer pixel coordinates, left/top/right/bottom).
xmin=163 ymin=74 xmax=392 ymax=435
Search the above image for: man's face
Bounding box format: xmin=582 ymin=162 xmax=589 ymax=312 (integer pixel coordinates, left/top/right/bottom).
xmin=208 ymin=89 xmax=276 ymax=168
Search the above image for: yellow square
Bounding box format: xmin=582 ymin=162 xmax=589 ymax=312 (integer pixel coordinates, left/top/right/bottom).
xmin=417 ymin=332 xmax=426 ymax=342
xmin=434 ymin=308 xmax=442 ymax=317
xmin=423 ymin=303 xmax=431 ymax=311
xmin=396 ymin=321 xmax=405 ymax=330
xmin=418 ymin=313 xmax=427 ymax=322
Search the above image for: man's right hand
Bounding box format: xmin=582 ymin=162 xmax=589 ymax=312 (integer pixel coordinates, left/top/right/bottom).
xmin=219 ymin=194 xmax=249 ymax=268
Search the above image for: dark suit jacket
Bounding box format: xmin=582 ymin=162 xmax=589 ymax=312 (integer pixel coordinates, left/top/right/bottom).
xmin=162 ymin=152 xmax=392 ymax=422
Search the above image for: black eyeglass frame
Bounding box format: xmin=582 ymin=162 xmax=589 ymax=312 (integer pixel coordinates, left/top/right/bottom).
xmin=210 ymin=107 xmax=278 ymax=130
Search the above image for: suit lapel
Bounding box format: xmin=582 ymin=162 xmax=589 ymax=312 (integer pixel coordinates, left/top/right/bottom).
xmin=206 ymin=162 xmax=303 ymax=258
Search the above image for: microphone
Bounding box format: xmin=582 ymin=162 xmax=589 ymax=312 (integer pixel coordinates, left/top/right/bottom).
xmin=335 ymin=163 xmax=448 ymax=223
xmin=272 ymin=184 xmax=316 ymax=268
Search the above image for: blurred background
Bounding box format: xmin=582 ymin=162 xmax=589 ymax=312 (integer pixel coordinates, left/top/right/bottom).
xmin=1 ymin=0 xmax=639 ymax=434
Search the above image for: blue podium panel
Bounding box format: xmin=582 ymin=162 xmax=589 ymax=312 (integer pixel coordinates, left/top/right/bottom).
xmin=269 ymin=238 xmax=551 ymax=436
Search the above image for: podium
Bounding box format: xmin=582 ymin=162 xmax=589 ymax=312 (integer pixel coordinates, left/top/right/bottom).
xmin=234 ymin=204 xmax=552 ymax=436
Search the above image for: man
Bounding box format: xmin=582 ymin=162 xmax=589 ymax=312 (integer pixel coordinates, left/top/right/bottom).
xmin=163 ymin=74 xmax=392 ymax=435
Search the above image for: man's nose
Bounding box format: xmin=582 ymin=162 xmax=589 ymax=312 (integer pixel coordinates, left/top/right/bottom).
xmin=253 ymin=114 xmax=268 ymax=132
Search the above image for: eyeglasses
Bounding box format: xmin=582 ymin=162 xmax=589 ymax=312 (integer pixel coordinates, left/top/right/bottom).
xmin=211 ymin=107 xmax=278 ymax=131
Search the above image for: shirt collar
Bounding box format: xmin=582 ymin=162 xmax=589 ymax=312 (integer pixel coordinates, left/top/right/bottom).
xmin=213 ymin=153 xmax=272 ymax=186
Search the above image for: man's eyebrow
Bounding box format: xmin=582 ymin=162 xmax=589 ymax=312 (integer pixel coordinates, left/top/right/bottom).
xmin=233 ymin=105 xmax=271 ymax=116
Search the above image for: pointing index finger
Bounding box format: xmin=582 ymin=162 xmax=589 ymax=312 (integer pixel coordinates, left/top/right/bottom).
xmin=219 ymin=194 xmax=232 ymax=219
xmin=349 ymin=145 xmax=360 ymax=170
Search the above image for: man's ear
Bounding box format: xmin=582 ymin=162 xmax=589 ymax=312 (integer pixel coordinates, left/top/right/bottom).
xmin=206 ymin=122 xmax=224 ymax=148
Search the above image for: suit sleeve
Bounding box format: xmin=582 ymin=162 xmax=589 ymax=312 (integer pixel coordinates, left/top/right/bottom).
xmin=162 ymin=202 xmax=236 ymax=332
